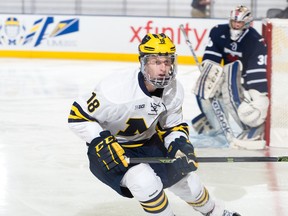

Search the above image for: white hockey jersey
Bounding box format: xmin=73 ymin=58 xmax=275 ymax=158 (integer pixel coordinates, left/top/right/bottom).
xmin=68 ymin=70 xmax=188 ymax=148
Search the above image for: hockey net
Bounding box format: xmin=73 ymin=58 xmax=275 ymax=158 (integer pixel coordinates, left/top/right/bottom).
xmin=262 ymin=19 xmax=288 ymax=148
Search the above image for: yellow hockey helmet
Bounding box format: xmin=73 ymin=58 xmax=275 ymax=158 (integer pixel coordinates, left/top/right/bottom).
xmin=138 ymin=33 xmax=176 ymax=57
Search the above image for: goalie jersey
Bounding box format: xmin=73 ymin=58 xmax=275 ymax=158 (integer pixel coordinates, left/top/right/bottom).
xmin=203 ymin=24 xmax=268 ymax=93
xmin=68 ymin=70 xmax=188 ymax=148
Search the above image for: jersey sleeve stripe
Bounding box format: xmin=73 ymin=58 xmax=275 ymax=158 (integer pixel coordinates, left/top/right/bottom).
xmin=156 ymin=123 xmax=189 ymax=141
xmin=246 ymin=68 xmax=266 ymax=73
xmin=204 ymin=50 xmax=222 ymax=57
xmin=68 ymin=102 xmax=98 ymax=123
xmin=246 ymin=78 xmax=267 ymax=85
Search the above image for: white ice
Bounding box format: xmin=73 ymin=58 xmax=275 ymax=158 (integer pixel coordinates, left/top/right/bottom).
xmin=0 ymin=58 xmax=288 ymax=216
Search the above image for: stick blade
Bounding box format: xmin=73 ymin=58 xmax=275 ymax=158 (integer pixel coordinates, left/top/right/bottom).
xmin=230 ymin=138 xmax=266 ymax=150
xmin=278 ymin=156 xmax=288 ymax=162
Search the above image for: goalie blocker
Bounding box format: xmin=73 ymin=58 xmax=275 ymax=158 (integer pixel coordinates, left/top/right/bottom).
xmin=192 ymin=60 xmax=269 ymax=149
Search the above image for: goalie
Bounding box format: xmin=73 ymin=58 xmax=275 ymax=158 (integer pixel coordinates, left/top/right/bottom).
xmin=192 ymin=5 xmax=269 ymax=148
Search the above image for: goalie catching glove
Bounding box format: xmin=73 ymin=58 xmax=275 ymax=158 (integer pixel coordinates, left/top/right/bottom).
xmin=89 ymin=131 xmax=128 ymax=173
xmin=167 ymin=136 xmax=198 ymax=175
xmin=237 ymin=89 xmax=269 ymax=128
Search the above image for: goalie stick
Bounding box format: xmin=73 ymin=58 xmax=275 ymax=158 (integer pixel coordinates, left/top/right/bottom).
xmin=179 ymin=24 xmax=265 ymax=150
xmin=126 ymin=156 xmax=288 ymax=164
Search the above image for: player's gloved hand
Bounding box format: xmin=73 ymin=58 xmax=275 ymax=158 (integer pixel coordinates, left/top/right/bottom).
xmin=167 ymin=136 xmax=198 ymax=175
xmin=90 ymin=130 xmax=128 ymax=173
xmin=237 ymin=89 xmax=269 ymax=128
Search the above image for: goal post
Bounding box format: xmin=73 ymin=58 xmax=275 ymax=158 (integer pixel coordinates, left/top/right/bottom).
xmin=262 ymin=18 xmax=288 ymax=148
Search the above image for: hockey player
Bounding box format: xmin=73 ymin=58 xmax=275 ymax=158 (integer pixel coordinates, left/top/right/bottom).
xmin=192 ymin=5 xmax=269 ymax=148
xmin=68 ymin=33 xmax=240 ymax=216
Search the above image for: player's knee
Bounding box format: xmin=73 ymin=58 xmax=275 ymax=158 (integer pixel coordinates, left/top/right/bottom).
xmin=123 ymin=163 xmax=163 ymax=201
xmin=122 ymin=164 xmax=172 ymax=215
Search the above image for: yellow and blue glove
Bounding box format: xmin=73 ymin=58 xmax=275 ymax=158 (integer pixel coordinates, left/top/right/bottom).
xmin=167 ymin=136 xmax=198 ymax=175
xmin=90 ymin=131 xmax=128 ymax=173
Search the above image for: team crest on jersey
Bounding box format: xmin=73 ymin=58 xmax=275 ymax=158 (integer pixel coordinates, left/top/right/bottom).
xmin=230 ymin=42 xmax=238 ymax=51
xmin=148 ymin=102 xmax=162 ymax=115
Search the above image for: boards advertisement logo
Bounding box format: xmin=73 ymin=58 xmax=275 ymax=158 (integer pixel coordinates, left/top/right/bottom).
xmin=0 ymin=16 xmax=79 ymax=47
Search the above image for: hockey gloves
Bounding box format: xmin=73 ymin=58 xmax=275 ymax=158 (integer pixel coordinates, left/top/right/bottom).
xmin=90 ymin=130 xmax=128 ymax=173
xmin=237 ymin=89 xmax=269 ymax=128
xmin=167 ymin=136 xmax=198 ymax=175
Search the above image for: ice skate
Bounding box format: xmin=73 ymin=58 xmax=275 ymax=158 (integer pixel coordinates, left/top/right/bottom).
xmin=205 ymin=209 xmax=241 ymax=216
xmin=222 ymin=210 xmax=241 ymax=216
xmin=204 ymin=200 xmax=241 ymax=216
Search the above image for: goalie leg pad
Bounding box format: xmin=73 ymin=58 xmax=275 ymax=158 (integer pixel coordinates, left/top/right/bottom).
xmin=194 ymin=60 xmax=224 ymax=99
xmin=221 ymin=60 xmax=246 ymax=129
xmin=191 ymin=112 xmax=213 ymax=134
xmin=237 ymin=123 xmax=265 ymax=140
xmin=195 ymin=96 xmax=222 ymax=132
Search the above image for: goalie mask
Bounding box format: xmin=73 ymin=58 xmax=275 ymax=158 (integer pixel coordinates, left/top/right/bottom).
xmin=229 ymin=5 xmax=253 ymax=41
xmin=138 ymin=33 xmax=177 ymax=88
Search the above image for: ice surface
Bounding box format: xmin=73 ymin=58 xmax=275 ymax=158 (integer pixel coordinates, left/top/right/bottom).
xmin=1 ymin=58 xmax=288 ymax=216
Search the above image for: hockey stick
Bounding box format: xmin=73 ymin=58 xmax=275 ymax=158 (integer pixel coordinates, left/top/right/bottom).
xmin=179 ymin=24 xmax=201 ymax=70
xmin=127 ymin=156 xmax=288 ymax=164
xmin=179 ymin=24 xmax=234 ymax=142
xmin=179 ymin=24 xmax=265 ymax=150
